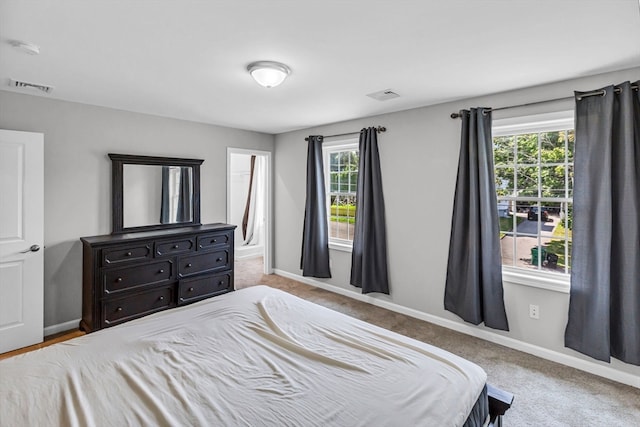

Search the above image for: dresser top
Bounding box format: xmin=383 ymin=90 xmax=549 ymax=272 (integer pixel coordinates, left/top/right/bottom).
xmin=81 ymin=223 xmax=236 ymax=246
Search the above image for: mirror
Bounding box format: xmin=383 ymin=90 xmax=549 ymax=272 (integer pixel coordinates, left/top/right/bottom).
xmin=122 ymin=164 xmax=194 ymax=228
xmin=110 ymin=153 xmax=203 ymax=234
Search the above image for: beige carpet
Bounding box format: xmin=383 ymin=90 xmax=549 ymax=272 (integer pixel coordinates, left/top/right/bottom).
xmin=235 ymin=257 xmax=640 ymax=426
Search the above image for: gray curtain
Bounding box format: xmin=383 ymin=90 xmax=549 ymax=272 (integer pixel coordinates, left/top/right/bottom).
xmin=350 ymin=127 xmax=389 ymax=294
xmin=565 ymin=80 xmax=640 ymax=366
xmin=445 ymin=108 xmax=509 ymax=331
xmin=176 ymin=167 xmax=192 ymax=222
xmin=160 ymin=166 xmax=192 ymax=224
xmin=160 ymin=166 xmax=170 ymax=223
xmin=300 ymin=136 xmax=331 ymax=278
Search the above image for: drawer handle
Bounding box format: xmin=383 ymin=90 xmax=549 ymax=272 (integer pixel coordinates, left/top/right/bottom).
xmin=216 ymin=257 xmax=223 ymax=262
xmin=188 ymin=287 xmax=194 ymax=292
xmin=186 ymin=263 xmax=192 ymax=268
xmin=116 ymin=307 xmax=123 ymax=312
xmin=159 ymin=269 xmax=164 ymax=274
xmin=125 ymin=251 xmax=132 ymax=256
xmin=158 ymin=296 xmax=164 ymax=301
xmin=173 ymin=244 xmax=179 ymax=249
xmin=218 ymin=281 xmax=224 ymax=285
xmin=212 ymin=239 xmax=217 ymax=243
xmin=116 ymin=277 xmax=123 ymax=282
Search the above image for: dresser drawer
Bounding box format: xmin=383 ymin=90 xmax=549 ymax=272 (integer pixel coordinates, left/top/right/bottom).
xmin=178 ymin=249 xmax=230 ymax=278
xmin=197 ymin=231 xmax=232 ymax=251
xmin=103 ymin=286 xmax=173 ymax=326
xmin=178 ymin=272 xmax=232 ymax=304
xmin=102 ymin=243 xmax=152 ymax=266
xmin=155 ymin=238 xmax=195 ymax=257
xmin=103 ymin=261 xmax=173 ymax=294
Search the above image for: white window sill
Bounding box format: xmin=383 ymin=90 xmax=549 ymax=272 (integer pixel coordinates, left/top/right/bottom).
xmin=502 ymin=267 xmax=570 ymax=294
xmin=329 ymin=241 xmax=353 ymax=252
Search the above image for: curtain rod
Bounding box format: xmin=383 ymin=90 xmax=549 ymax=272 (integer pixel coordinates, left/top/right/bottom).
xmin=304 ymin=126 xmax=386 ymax=141
xmin=449 ymin=84 xmax=639 ymax=119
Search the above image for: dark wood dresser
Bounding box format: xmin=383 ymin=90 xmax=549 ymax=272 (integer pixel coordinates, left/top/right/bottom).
xmin=81 ymin=223 xmax=235 ymax=332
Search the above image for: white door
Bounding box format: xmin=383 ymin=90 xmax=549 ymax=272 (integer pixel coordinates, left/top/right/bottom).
xmin=0 ymin=129 xmax=44 ymax=353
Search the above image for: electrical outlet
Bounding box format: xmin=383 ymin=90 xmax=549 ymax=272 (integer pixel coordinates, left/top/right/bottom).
xmin=529 ymin=304 xmax=540 ymax=319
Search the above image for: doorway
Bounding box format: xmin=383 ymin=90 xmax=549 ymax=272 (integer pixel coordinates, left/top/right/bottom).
xmin=227 ymin=148 xmax=272 ymax=285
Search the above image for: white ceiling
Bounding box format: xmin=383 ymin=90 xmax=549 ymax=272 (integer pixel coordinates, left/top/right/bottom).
xmin=1 ymin=1 xmax=639 ymax=134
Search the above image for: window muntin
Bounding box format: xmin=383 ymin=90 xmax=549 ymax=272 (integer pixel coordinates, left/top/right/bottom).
xmin=493 ymin=113 xmax=574 ymax=276
xmin=324 ymin=141 xmax=359 ymax=246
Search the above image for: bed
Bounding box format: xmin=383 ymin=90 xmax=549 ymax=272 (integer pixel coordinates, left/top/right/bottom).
xmin=1 ymin=286 xmax=500 ymax=426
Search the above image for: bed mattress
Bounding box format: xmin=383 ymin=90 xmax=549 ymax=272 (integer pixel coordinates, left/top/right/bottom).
xmin=0 ymin=285 xmax=487 ymax=426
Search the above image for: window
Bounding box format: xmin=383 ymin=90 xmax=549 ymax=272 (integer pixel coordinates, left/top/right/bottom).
xmin=324 ymin=140 xmax=359 ymax=249
xmin=167 ymin=167 xmax=180 ymax=222
xmin=493 ymin=112 xmax=574 ymax=278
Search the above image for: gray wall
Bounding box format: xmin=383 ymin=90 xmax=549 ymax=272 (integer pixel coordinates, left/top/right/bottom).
xmin=0 ymin=91 xmax=274 ymax=328
xmin=273 ymin=67 xmax=640 ymax=378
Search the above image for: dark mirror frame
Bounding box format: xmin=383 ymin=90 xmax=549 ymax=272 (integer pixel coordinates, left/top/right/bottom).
xmin=109 ymin=153 xmax=204 ymax=234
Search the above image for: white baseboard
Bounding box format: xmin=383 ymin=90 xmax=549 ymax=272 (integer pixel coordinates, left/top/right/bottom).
xmin=273 ymin=269 xmax=640 ymax=389
xmin=44 ymin=319 xmax=80 ymax=337
xmin=235 ymin=245 xmax=264 ymax=260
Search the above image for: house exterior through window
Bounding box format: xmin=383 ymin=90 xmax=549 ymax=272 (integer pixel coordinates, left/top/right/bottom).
xmin=323 ymin=140 xmax=359 ymax=250
xmin=493 ymin=112 xmax=574 ymax=280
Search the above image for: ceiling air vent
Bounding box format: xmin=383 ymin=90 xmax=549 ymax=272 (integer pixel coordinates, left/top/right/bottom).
xmin=9 ymin=79 xmax=54 ymax=94
xmin=366 ymin=89 xmax=400 ymax=101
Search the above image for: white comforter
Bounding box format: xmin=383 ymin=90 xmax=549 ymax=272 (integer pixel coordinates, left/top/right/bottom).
xmin=0 ymin=286 xmax=486 ymax=427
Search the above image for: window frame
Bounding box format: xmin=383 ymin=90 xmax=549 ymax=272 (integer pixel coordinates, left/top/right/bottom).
xmin=323 ymin=138 xmax=359 ymax=252
xmin=492 ymin=111 xmax=574 ymax=293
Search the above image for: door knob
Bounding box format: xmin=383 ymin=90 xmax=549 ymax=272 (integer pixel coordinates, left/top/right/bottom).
xmin=20 ymin=245 xmax=40 ymax=253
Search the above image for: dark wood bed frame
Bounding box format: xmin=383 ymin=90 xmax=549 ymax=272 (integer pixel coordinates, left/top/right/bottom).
xmin=487 ymin=384 xmax=514 ymax=426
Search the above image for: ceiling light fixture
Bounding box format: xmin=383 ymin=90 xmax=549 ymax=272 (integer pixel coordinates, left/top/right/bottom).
xmin=247 ymin=61 xmax=291 ymax=88
xmin=9 ymin=40 xmax=40 ymax=55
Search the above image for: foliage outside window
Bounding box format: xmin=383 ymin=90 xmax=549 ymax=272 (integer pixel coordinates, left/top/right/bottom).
xmin=324 ymin=142 xmax=359 ymax=246
xmin=493 ymin=115 xmax=574 ymax=275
